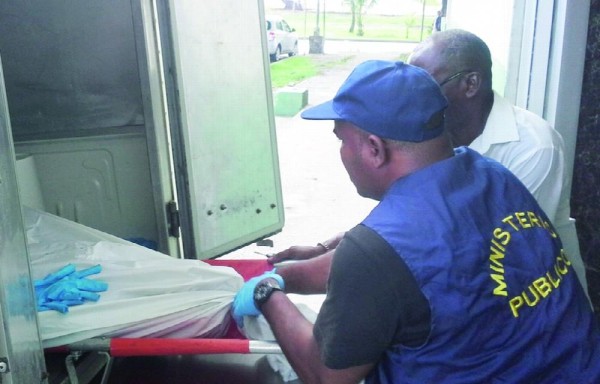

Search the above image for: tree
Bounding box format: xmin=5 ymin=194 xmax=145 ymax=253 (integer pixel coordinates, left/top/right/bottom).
xmin=282 ymin=0 xmax=303 ymax=10
xmin=348 ymin=0 xmax=357 ymax=33
xmin=345 ymin=0 xmax=377 ymax=37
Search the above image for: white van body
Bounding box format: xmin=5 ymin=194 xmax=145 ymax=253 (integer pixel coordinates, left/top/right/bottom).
xmin=0 ymin=0 xmax=283 ymax=382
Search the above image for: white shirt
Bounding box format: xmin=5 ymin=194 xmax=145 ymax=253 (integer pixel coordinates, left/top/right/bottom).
xmin=470 ymin=92 xmax=589 ymax=298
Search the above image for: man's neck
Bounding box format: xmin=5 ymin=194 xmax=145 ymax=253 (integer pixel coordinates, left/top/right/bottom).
xmin=451 ymin=91 xmax=495 ymax=147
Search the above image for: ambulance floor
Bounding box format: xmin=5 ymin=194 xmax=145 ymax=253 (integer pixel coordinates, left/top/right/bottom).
xmin=46 ymin=351 xmax=302 ymax=384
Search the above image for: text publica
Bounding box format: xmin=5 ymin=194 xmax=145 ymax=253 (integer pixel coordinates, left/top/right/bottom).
xmin=488 ymin=211 xmax=571 ymax=318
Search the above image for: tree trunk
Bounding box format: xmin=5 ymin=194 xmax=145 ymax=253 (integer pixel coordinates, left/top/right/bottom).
xmin=349 ymin=0 xmax=356 ymax=33
xmin=357 ymin=5 xmax=364 ymax=36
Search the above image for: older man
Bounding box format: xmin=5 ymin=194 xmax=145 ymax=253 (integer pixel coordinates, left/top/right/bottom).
xmin=407 ymin=29 xmax=588 ymax=298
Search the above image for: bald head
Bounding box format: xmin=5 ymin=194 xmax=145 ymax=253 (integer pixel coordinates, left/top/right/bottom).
xmin=408 ymin=29 xmax=495 ymax=147
xmin=409 ymin=29 xmax=493 ymax=91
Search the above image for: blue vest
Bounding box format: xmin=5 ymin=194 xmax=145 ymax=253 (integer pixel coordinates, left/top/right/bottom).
xmin=362 ymin=147 xmax=600 ymax=384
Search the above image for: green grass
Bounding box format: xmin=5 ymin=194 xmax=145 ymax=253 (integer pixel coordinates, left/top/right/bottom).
xmin=269 ymin=10 xmax=435 ymax=42
xmin=267 ymin=8 xmax=425 ymax=89
xmin=270 ymin=52 xmax=410 ymax=89
xmin=270 ymin=54 xmax=354 ymax=88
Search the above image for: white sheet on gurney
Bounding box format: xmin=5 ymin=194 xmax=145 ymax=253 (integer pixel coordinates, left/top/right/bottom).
xmin=24 ymin=207 xmax=243 ymax=348
xmin=243 ymin=295 xmax=324 ymax=382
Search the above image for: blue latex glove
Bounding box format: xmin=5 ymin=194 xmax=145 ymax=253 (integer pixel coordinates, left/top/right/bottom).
xmin=34 ymin=264 xmax=108 ymax=313
xmin=35 ymin=264 xmax=76 ymax=287
xmin=232 ymin=270 xmax=284 ymax=328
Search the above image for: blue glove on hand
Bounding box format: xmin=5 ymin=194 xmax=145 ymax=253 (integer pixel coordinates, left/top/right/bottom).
xmin=232 ymin=269 xmax=284 ymax=328
xmin=34 ymin=264 xmax=108 ymax=313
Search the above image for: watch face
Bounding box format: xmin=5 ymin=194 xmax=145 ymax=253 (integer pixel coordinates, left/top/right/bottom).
xmin=255 ymin=284 xmax=271 ymax=301
xmin=254 ymin=280 xmax=281 ymax=308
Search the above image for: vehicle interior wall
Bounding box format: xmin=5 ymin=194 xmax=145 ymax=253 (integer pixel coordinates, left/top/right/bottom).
xmin=0 ymin=1 xmax=160 ymax=246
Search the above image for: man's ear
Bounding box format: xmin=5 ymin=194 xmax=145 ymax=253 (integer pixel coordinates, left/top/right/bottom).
xmin=366 ymin=134 xmax=388 ymax=168
xmin=464 ymin=71 xmax=482 ymax=98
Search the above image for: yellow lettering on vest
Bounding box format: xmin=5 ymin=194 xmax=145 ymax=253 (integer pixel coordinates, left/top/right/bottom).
xmin=523 ymin=286 xmax=541 ymax=306
xmin=556 ymin=257 xmax=569 ymax=275
xmin=509 ymin=296 xmax=524 ymax=318
xmin=491 ymin=273 xmax=508 ymax=296
xmin=560 ymin=250 xmax=572 ymax=266
xmin=515 ymin=212 xmax=531 ymax=228
xmin=541 ymin=220 xmax=558 ymax=238
xmin=533 ymin=277 xmax=552 ymax=298
xmin=489 ymin=245 xmax=505 ymax=269
xmin=493 ymin=227 xmax=511 ymax=245
xmin=491 ymin=238 xmax=505 ymax=252
xmin=546 ymin=271 xmax=561 ymax=288
xmin=528 ymin=211 xmax=542 ymax=228
xmin=502 ymin=215 xmax=519 ymax=231
xmin=506 ymin=254 xmax=570 ymax=319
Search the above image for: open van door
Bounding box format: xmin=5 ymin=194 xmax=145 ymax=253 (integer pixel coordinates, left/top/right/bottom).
xmin=149 ymin=0 xmax=285 ymax=259
xmin=0 ymin=0 xmax=284 ymax=260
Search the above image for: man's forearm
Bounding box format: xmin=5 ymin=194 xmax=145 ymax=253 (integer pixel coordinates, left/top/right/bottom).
xmin=262 ymin=292 xmax=374 ymax=384
xmin=277 ymin=251 xmax=333 ymax=294
xmin=261 ymin=292 xmax=324 ymax=383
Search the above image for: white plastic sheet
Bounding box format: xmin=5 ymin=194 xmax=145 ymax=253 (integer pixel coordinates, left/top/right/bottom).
xmin=243 ymin=295 xmax=324 ymax=381
xmin=24 ymin=207 xmax=243 ymax=348
xmin=22 ymin=207 xmax=328 ymax=382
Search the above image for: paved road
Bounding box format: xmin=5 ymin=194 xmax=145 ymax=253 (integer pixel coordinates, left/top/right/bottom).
xmin=225 ymin=42 xmax=414 ymax=259
xmin=298 ymin=38 xmax=418 ymax=56
xmin=219 ymin=42 xmax=417 ymax=383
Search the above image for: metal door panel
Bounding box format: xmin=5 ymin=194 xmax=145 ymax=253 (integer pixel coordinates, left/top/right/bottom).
xmin=163 ymin=0 xmax=284 ymax=259
xmin=0 ymin=55 xmax=47 ymax=384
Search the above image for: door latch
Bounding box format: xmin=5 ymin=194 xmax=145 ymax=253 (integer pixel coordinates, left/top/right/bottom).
xmin=166 ymin=201 xmax=180 ymax=238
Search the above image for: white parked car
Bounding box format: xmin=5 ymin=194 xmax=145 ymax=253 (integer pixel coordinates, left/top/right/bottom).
xmin=265 ymin=15 xmax=299 ymax=62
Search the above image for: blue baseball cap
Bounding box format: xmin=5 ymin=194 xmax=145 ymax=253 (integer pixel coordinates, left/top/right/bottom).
xmin=301 ymin=60 xmax=448 ymax=142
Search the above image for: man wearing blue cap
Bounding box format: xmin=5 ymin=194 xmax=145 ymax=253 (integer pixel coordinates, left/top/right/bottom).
xmin=232 ymin=60 xmax=600 ymax=383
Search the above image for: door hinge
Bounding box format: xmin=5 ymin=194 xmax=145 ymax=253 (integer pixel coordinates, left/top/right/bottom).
xmin=166 ymin=201 xmax=180 ymax=238
xmin=0 ymin=357 xmax=9 ymax=374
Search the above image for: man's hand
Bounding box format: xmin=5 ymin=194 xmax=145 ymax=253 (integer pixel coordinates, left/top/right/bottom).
xmin=231 ymin=270 xmax=285 ymax=328
xmin=267 ymin=245 xmax=326 ymax=264
xmin=267 ymin=232 xmax=346 ymax=264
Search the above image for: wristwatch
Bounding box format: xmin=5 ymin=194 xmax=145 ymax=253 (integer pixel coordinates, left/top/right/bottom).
xmin=254 ymin=279 xmax=283 ymax=309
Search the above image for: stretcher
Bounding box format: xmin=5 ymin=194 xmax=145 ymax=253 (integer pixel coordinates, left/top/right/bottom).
xmin=45 ymin=259 xmax=285 ymax=384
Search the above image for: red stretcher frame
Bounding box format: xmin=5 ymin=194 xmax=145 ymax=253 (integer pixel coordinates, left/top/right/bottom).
xmin=45 ymin=259 xmax=282 ymax=384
